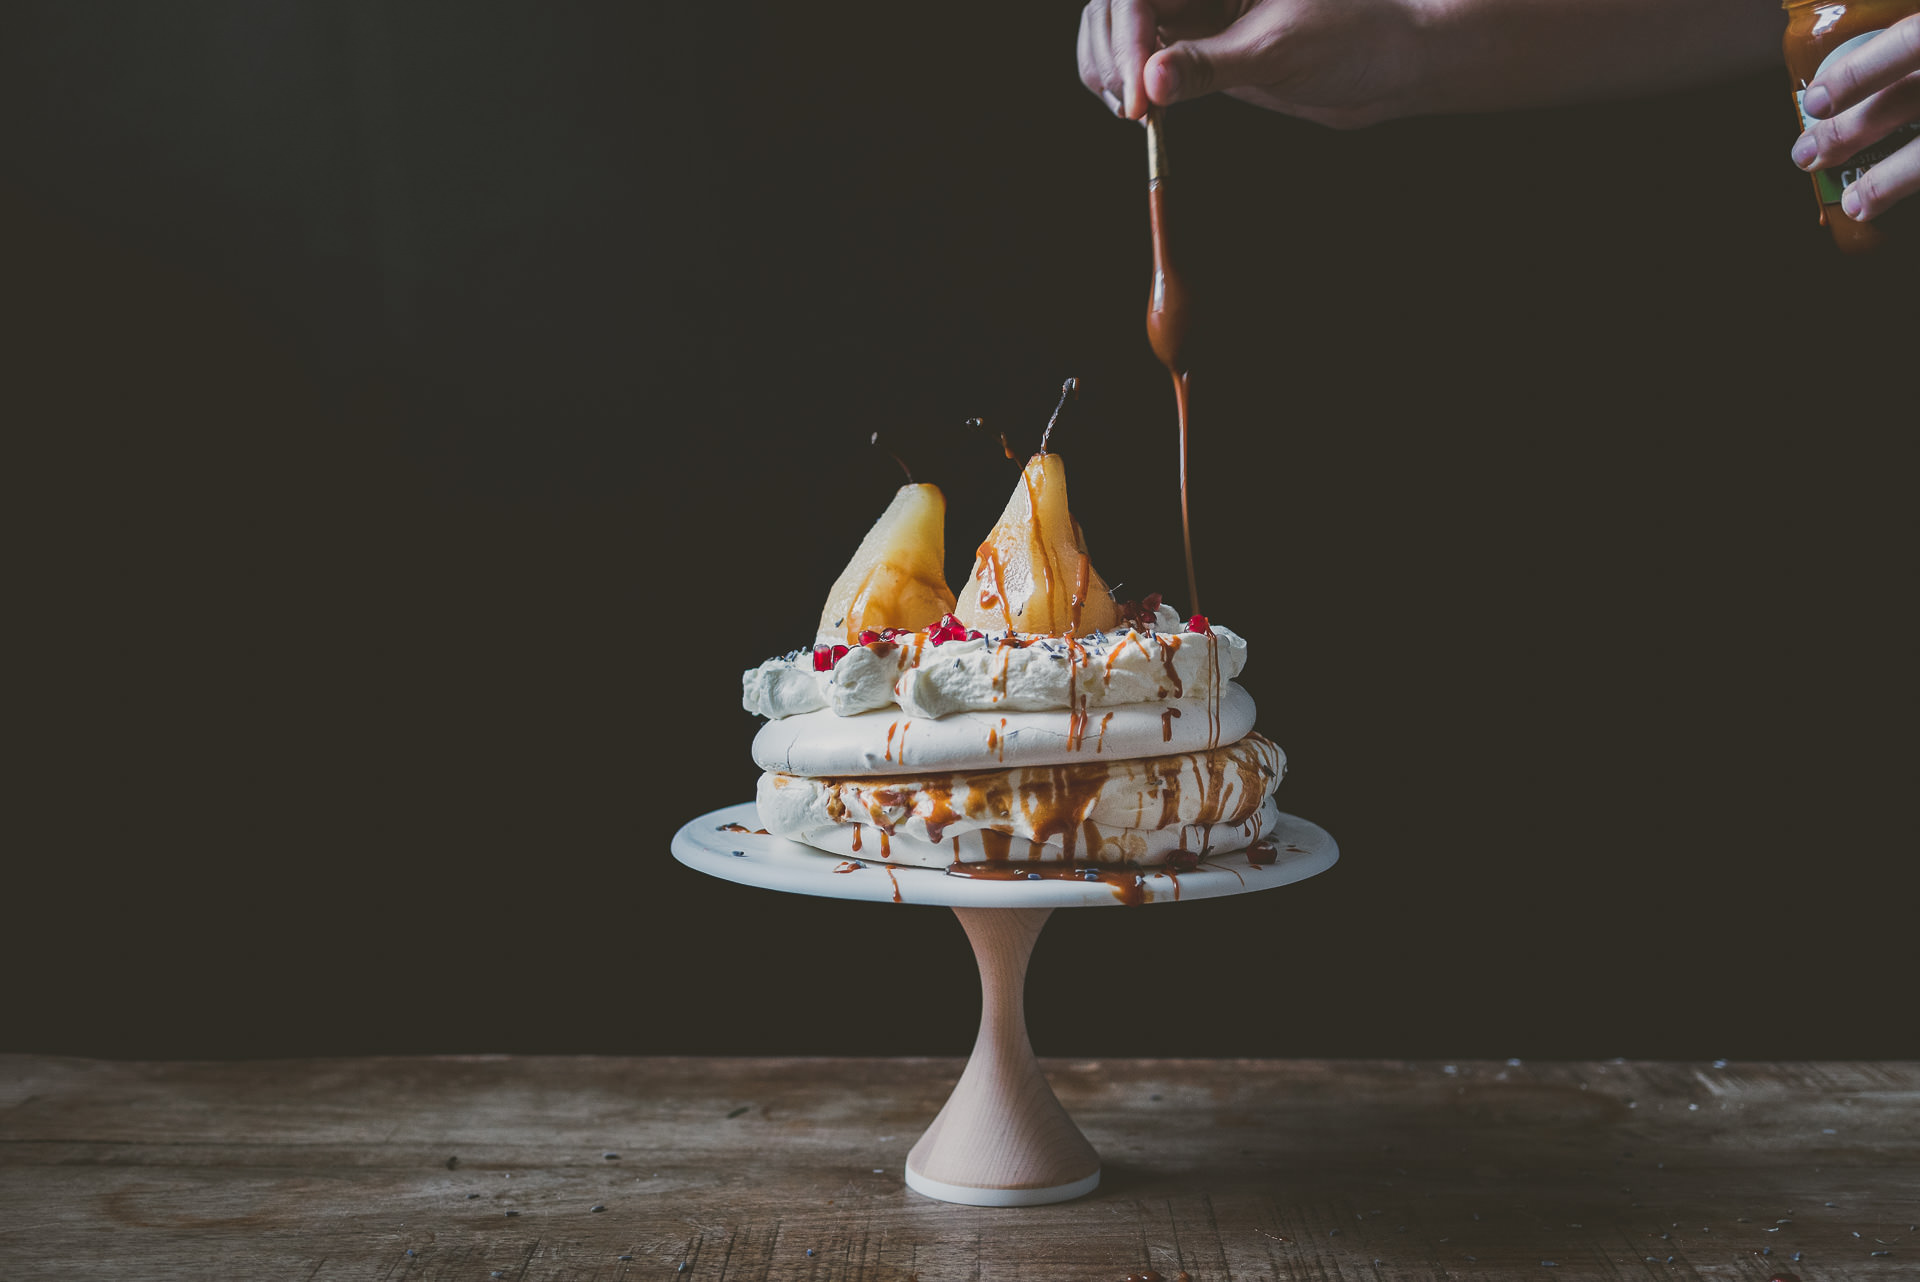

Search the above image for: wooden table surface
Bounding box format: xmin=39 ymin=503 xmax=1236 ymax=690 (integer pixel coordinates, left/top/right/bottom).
xmin=3 ymin=1055 xmax=1914 ymax=1281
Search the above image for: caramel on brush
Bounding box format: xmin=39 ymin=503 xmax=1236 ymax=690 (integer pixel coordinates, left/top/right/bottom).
xmin=1144 ymin=107 xmax=1199 ymax=618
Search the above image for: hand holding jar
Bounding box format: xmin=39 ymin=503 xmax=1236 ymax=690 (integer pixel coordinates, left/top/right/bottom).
xmin=1789 ymin=13 xmax=1920 ymax=238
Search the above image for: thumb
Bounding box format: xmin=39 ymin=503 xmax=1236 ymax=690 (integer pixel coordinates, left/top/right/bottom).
xmin=1144 ymin=12 xmax=1283 ymax=104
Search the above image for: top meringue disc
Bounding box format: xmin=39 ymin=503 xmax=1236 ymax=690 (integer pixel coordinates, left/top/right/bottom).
xmin=751 ymin=680 xmax=1256 ymax=777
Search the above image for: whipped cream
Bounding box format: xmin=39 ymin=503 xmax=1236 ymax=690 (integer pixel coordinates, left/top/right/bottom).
xmin=741 ymin=605 xmax=1247 ymax=721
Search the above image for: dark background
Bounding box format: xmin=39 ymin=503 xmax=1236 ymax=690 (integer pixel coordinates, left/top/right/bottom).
xmin=5 ymin=4 xmax=1914 ymax=1063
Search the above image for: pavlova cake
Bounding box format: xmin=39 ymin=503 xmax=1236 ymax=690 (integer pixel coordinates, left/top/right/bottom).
xmin=741 ymin=448 xmax=1285 ymax=882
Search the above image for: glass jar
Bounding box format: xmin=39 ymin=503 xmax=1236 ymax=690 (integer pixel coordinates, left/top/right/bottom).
xmin=1783 ymin=0 xmax=1920 ymax=252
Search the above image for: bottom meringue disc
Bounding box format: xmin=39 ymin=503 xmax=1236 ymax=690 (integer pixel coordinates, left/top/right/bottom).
xmin=783 ymin=794 xmax=1283 ymax=870
xmin=756 ymin=733 xmax=1284 ymax=868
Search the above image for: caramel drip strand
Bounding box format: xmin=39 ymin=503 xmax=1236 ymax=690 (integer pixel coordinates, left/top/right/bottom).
xmin=919 ymin=779 xmax=962 ymax=845
xmin=991 ymin=641 xmax=1012 ymax=703
xmin=1145 ymin=111 xmax=1199 ymax=620
xmin=1156 ymin=632 xmax=1184 ymax=698
xmin=1015 ymin=762 xmax=1109 ymax=862
xmin=1173 ymin=370 xmax=1199 ymax=618
xmin=1207 ymin=628 xmax=1221 ymax=748
xmin=1070 ymin=552 xmax=1091 ymax=637
xmin=1020 ymin=464 xmax=1055 ymax=619
xmin=979 ymin=543 xmax=1014 ymax=632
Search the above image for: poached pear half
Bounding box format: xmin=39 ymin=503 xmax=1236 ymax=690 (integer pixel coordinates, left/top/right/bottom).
xmin=817 ymin=483 xmax=957 ymax=644
xmin=954 ymin=453 xmax=1120 ymax=637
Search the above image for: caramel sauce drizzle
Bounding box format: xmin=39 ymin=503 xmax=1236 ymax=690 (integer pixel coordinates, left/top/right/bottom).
xmin=1156 ymin=633 xmax=1184 ymax=698
xmin=1065 ymin=697 xmax=1091 ymax=753
xmin=1105 ymin=630 xmax=1153 ymax=689
xmin=1160 ymin=706 xmax=1181 ymax=741
xmin=809 ymin=734 xmax=1278 ymax=872
xmin=1063 ymin=637 xmax=1097 ymax=752
xmin=1204 ymin=632 xmax=1221 ymax=748
xmin=945 ymin=859 xmax=1153 ymax=907
xmin=1069 ymin=552 xmax=1091 ymax=637
xmin=979 ymin=543 xmax=1015 ymax=632
xmin=1144 ymin=108 xmax=1199 ymax=620
xmin=980 ymin=827 xmax=1013 ymax=863
xmin=1172 ymin=370 xmax=1199 ymax=618
xmin=1020 ymin=464 xmax=1057 ymax=613
xmin=991 ymin=642 xmax=1013 ymax=703
xmin=921 ymin=785 xmax=962 ymax=845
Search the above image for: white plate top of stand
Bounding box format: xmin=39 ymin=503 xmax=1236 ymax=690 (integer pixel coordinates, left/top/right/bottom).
xmin=672 ymin=801 xmax=1338 ymax=908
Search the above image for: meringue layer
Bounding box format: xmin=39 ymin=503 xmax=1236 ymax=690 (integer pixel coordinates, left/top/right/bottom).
xmin=779 ymin=795 xmax=1282 ymax=870
xmin=751 ymin=681 xmax=1256 ymax=777
xmin=757 ymin=733 xmax=1284 ymax=866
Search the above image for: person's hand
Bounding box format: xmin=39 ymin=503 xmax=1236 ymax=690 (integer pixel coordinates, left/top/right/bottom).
xmin=1791 ymin=15 xmax=1920 ymax=223
xmin=1075 ymin=0 xmax=1430 ymax=130
xmin=1077 ymin=0 xmax=1782 ymax=131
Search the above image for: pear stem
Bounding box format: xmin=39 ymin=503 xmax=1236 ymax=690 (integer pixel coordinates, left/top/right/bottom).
xmin=871 ymin=432 xmax=914 ymax=484
xmin=1039 ymin=377 xmax=1078 ymax=455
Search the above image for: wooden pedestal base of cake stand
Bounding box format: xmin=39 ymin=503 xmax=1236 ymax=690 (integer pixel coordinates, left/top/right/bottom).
xmin=671 ymin=801 xmax=1339 ymax=1207
xmin=905 ymin=906 xmax=1100 ymax=1205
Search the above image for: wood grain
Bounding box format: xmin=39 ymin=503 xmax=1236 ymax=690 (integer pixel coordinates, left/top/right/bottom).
xmin=3 ymin=1055 xmax=1916 ymax=1280
xmin=907 ymin=907 xmax=1100 ymax=1196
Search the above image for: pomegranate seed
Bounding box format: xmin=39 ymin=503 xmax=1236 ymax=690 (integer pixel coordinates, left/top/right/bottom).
xmin=830 ymin=645 xmax=849 ymax=664
xmin=857 ymin=630 xmax=881 ymax=646
xmin=1187 ymin=615 xmax=1210 ymax=634
xmin=965 ymin=630 xmax=983 ymax=641
xmin=810 ymin=646 xmax=832 ymax=671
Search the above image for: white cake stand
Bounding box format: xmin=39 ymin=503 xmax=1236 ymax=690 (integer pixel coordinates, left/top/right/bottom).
xmin=671 ymin=800 xmax=1338 ymax=1206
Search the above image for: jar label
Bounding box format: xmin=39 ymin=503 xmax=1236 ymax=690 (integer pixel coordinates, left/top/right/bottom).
xmin=1797 ymin=30 xmax=1920 ymax=204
